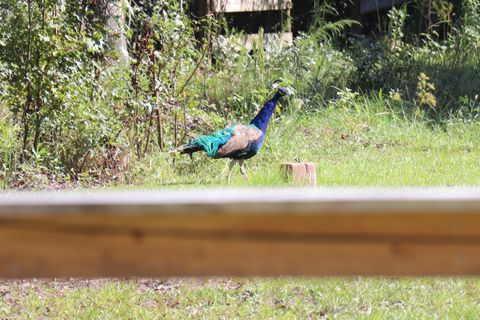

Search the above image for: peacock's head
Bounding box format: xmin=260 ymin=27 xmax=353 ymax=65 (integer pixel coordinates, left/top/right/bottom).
xmin=277 ymin=87 xmax=288 ymax=96
xmin=272 ymin=79 xmax=294 ymax=97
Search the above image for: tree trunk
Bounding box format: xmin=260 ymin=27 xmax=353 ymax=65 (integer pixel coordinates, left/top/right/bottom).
xmin=96 ymin=0 xmax=129 ymax=63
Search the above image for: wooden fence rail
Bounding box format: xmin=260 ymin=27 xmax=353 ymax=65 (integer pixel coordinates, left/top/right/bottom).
xmin=1 ymin=188 xmax=480 ymax=278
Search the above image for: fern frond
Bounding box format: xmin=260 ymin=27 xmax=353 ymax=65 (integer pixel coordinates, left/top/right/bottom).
xmin=309 ymin=1 xmax=361 ymax=42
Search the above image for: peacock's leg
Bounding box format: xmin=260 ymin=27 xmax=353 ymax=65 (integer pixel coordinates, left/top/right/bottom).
xmin=227 ymin=159 xmax=238 ymax=183
xmin=239 ymin=160 xmax=248 ymax=179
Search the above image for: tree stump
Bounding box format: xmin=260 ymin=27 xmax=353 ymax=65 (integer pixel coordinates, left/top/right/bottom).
xmin=281 ymin=162 xmax=316 ymax=186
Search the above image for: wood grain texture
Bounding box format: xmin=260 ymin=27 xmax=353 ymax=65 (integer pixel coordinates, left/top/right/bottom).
xmin=211 ymin=0 xmax=292 ymax=13
xmin=1 ymin=188 xmax=480 ymax=277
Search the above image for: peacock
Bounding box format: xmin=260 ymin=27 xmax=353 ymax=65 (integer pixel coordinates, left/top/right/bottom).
xmin=176 ymin=83 xmax=289 ymax=181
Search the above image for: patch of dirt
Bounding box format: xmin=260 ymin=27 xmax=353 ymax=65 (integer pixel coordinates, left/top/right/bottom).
xmin=0 ymin=278 xmax=111 ymax=300
xmin=0 ymin=277 xmax=246 ymax=300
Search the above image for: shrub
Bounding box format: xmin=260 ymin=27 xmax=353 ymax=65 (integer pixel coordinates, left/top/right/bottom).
xmin=348 ymin=1 xmax=480 ymax=117
xmin=0 ymin=0 xmax=122 ymax=183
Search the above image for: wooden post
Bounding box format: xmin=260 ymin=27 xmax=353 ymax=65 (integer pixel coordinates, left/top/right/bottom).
xmin=280 ymin=2 xmax=292 ymax=34
xmin=281 ymin=162 xmax=317 ymax=186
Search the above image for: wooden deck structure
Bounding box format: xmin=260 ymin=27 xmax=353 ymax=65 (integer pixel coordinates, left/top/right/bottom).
xmin=1 ymin=188 xmax=480 ymax=278
xmin=196 ymin=0 xmax=293 ymax=50
xmin=210 ymin=0 xmax=291 ymax=13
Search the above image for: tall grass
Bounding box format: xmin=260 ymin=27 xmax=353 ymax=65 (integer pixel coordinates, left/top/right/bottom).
xmin=124 ymin=95 xmax=480 ymax=188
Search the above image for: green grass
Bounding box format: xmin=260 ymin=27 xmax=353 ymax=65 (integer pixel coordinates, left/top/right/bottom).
xmin=127 ymin=104 xmax=480 ymax=188
xmin=2 ymin=277 xmax=480 ymax=319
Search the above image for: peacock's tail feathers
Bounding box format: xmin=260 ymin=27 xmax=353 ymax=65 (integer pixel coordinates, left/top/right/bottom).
xmin=174 ymin=144 xmax=203 ymax=154
xmin=188 ymin=126 xmax=236 ymax=157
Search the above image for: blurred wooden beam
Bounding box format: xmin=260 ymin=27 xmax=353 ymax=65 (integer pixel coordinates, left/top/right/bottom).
xmin=210 ymin=0 xmax=292 ymax=13
xmin=1 ymin=188 xmax=480 ymax=278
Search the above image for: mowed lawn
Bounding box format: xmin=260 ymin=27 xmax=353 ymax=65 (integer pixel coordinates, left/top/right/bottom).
xmin=2 ymin=108 xmax=480 ymax=319
xmin=2 ymin=277 xmax=480 ymax=319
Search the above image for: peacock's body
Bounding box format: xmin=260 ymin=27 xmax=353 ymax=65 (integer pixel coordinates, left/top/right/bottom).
xmin=177 ymin=86 xmax=288 ymax=181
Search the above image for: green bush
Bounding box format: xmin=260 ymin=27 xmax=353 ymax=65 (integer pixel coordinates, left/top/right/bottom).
xmin=0 ymin=0 xmax=122 ymax=183
xmin=348 ymin=1 xmax=480 ymax=117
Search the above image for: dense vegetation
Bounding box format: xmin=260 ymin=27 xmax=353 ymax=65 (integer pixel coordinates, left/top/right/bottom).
xmin=0 ymin=0 xmax=479 ymax=188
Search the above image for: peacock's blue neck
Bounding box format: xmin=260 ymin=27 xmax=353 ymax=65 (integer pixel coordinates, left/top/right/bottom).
xmin=250 ymin=93 xmax=282 ymax=133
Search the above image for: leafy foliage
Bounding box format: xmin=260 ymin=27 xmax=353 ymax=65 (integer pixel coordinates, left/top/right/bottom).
xmin=309 ymin=1 xmax=360 ymax=43
xmin=416 ymin=72 xmax=437 ymax=110
xmin=123 ymin=0 xmax=204 ymax=157
xmin=0 ymin=0 xmax=479 ymax=188
xmin=0 ymin=0 xmax=120 ymax=181
xmin=349 ymin=1 xmax=480 ymax=116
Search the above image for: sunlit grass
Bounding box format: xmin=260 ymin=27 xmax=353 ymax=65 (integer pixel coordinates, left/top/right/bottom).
xmin=127 ymin=105 xmax=480 ymax=188
xmin=2 ymin=277 xmax=480 ymax=319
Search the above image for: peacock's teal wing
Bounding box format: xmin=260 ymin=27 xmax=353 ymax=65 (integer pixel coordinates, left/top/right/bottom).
xmin=188 ymin=124 xmax=262 ymax=158
xmin=188 ymin=126 xmax=236 ymax=157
